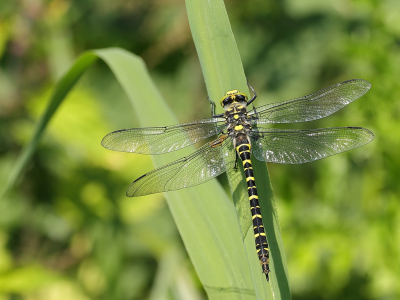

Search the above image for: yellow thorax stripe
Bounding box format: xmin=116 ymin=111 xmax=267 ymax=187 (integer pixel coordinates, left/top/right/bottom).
xmin=234 ymin=125 xmax=244 ymax=131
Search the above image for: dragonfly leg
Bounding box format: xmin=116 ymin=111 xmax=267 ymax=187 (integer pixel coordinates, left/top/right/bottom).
xmin=247 ymin=82 xmax=257 ymax=106
xmin=208 ymin=97 xmax=224 ymax=117
xmin=233 ymin=152 xmax=239 ymax=170
xmin=207 ymin=96 xmax=215 ymax=115
xmin=246 ymin=83 xmax=260 ymax=119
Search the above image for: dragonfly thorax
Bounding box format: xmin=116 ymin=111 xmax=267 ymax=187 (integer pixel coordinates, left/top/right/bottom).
xmin=225 ymin=102 xmax=252 ymax=144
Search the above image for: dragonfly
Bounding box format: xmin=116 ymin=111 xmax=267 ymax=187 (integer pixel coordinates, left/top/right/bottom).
xmin=101 ymin=79 xmax=374 ymax=281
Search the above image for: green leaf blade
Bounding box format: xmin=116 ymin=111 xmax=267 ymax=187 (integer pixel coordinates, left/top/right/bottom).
xmin=3 ymin=47 xmax=259 ymax=299
xmin=95 ymin=48 xmax=257 ymax=299
xmin=0 ymin=52 xmax=99 ymax=200
xmin=185 ymin=0 xmax=291 ymax=298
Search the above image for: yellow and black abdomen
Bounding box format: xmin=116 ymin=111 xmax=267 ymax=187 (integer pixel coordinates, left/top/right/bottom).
xmin=236 ymin=143 xmax=270 ymax=280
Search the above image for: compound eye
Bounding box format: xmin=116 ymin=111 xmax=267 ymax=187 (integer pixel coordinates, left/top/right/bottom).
xmin=236 ymin=94 xmax=246 ymax=102
xmin=222 ymin=97 xmax=233 ymax=107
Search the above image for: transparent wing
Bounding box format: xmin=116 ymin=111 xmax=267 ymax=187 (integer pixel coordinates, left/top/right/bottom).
xmin=249 ymin=79 xmax=371 ymax=124
xmin=127 ymin=136 xmax=236 ymax=196
xmin=250 ymin=127 xmax=374 ymax=164
xmin=101 ymin=117 xmax=225 ymax=154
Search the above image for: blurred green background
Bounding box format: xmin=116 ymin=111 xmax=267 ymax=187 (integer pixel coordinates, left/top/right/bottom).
xmin=0 ymin=0 xmax=399 ymax=299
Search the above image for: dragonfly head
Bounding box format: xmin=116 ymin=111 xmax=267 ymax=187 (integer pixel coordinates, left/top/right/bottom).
xmin=220 ymin=90 xmax=248 ymax=109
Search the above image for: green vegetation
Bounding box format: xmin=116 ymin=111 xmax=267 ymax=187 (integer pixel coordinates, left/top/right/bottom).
xmin=0 ymin=0 xmax=399 ymax=299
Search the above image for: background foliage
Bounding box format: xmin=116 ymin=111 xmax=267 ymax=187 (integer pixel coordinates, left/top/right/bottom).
xmin=0 ymin=0 xmax=399 ymax=299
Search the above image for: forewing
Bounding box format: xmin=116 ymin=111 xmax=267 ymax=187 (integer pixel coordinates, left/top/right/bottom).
xmin=250 ymin=127 xmax=374 ymax=164
xmin=249 ymin=79 xmax=371 ymax=124
xmin=127 ymin=136 xmax=236 ymax=196
xmin=101 ymin=117 xmax=225 ymax=154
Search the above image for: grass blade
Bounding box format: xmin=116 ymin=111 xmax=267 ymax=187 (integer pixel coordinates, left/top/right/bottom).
xmin=2 ymin=47 xmax=258 ymax=299
xmin=185 ymin=0 xmax=291 ymax=298
xmin=0 ymin=52 xmax=98 ymax=200
xmin=95 ymin=48 xmax=256 ymax=299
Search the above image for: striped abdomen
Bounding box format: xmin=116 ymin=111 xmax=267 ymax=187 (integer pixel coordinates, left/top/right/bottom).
xmin=236 ymin=143 xmax=270 ymax=281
